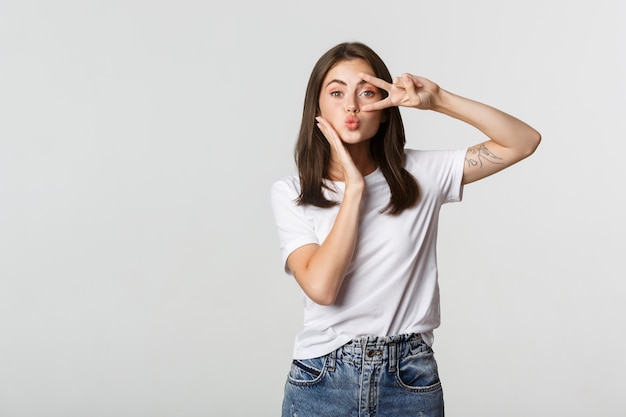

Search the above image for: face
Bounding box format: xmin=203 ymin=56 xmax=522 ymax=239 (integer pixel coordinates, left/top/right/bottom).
xmin=318 ymin=59 xmax=385 ymax=145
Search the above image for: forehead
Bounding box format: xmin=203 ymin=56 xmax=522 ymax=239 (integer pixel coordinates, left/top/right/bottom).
xmin=323 ymin=58 xmax=375 ymax=84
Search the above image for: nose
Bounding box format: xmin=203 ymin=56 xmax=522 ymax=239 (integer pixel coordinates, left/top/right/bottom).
xmin=345 ymin=104 xmax=359 ymax=114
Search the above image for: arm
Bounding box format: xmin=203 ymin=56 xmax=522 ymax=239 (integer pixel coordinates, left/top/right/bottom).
xmin=360 ymin=73 xmax=541 ymax=184
xmin=432 ymin=89 xmax=541 ymax=184
xmin=286 ymin=117 xmax=364 ymax=306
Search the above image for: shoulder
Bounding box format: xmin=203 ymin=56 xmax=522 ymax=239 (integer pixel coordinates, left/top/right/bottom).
xmin=271 ymin=175 xmax=300 ymax=195
xmin=404 ymin=148 xmax=467 ymax=173
xmin=405 ymin=148 xmax=465 ymax=163
xmin=271 ymin=175 xmax=302 ymax=211
xmin=403 ymin=148 xmax=466 ymax=202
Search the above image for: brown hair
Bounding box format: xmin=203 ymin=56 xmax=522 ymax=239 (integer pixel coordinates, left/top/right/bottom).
xmin=295 ymin=42 xmax=419 ymax=215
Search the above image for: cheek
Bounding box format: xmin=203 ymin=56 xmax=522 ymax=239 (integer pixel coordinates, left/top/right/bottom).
xmin=317 ymin=100 xmax=330 ymax=117
xmin=364 ymin=112 xmax=384 ymax=126
xmin=318 ymin=103 xmax=342 ymax=121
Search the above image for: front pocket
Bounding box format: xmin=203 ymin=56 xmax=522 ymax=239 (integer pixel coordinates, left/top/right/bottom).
xmin=287 ymin=356 xmax=326 ymax=386
xmin=292 ymin=359 xmax=321 ymax=376
xmin=395 ymin=349 xmax=442 ymax=392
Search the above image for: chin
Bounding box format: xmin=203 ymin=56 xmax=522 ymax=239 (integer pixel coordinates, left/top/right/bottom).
xmin=341 ymin=131 xmax=372 ymax=143
xmin=341 ymin=138 xmax=370 ymax=146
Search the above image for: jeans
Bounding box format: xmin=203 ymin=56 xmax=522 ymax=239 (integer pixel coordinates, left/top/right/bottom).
xmin=282 ymin=333 xmax=444 ymax=417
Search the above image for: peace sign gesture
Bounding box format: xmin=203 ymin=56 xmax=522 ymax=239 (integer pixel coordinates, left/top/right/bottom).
xmin=359 ymin=72 xmax=442 ymax=112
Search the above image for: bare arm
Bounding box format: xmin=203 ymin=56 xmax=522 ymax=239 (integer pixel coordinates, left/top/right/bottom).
xmin=286 ymin=117 xmax=364 ymax=306
xmin=433 ymin=89 xmax=541 ymax=184
xmin=360 ymin=73 xmax=541 ymax=184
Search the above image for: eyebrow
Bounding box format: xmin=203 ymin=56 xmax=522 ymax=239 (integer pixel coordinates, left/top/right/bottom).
xmin=325 ymin=79 xmax=368 ymax=88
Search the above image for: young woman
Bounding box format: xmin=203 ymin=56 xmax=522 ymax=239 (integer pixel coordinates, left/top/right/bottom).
xmin=271 ymin=41 xmax=540 ymax=417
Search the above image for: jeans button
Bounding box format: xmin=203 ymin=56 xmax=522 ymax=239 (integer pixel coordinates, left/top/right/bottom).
xmin=368 ymin=349 xmax=381 ymax=357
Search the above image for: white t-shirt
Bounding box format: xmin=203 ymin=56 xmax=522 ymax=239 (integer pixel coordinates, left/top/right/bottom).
xmin=271 ymin=148 xmax=466 ymax=359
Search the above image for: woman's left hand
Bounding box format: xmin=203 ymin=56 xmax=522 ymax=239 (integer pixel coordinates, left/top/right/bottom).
xmin=359 ymin=72 xmax=441 ymax=111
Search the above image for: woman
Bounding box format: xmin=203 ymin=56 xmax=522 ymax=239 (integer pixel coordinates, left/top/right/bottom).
xmin=271 ymin=41 xmax=540 ymax=417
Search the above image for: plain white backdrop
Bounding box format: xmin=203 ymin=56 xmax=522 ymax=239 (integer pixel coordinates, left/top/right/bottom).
xmin=1 ymin=0 xmax=625 ymax=416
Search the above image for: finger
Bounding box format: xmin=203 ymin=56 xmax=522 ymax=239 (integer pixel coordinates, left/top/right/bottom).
xmin=316 ymin=116 xmax=335 ymax=136
xmin=316 ymin=116 xmax=342 ymax=147
xmin=360 ymin=97 xmax=393 ymax=112
xmin=316 ymin=117 xmax=354 ymax=168
xmin=402 ymin=73 xmax=418 ymax=98
xmin=403 ymin=73 xmax=423 ymax=88
xmin=358 ymin=72 xmax=392 ymax=92
xmin=315 ymin=116 xmax=331 ymax=140
xmin=410 ymin=74 xmax=424 ymax=88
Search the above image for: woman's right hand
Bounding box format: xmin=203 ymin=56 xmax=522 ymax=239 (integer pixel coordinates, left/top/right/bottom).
xmin=285 ymin=117 xmax=365 ymax=306
xmin=315 ymin=116 xmax=365 ymax=191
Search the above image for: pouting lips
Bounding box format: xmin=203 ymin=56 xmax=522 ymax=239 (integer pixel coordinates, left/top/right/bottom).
xmin=345 ymin=115 xmax=360 ymax=130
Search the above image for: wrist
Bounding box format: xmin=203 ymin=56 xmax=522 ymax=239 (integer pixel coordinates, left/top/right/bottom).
xmin=431 ymin=88 xmax=453 ymax=113
xmin=344 ymin=180 xmax=365 ymax=197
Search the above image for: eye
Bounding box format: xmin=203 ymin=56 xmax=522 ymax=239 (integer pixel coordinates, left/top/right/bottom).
xmin=330 ymin=91 xmax=343 ymax=97
xmin=360 ymin=90 xmax=377 ymax=98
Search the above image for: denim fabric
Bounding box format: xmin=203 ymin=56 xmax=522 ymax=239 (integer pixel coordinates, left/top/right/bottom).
xmin=282 ymin=333 xmax=444 ymax=417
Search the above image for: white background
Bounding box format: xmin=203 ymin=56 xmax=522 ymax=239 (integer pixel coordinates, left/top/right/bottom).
xmin=1 ymin=1 xmax=625 ymax=416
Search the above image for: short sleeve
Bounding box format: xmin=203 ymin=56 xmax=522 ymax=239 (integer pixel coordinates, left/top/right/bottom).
xmin=405 ymin=148 xmax=466 ymax=204
xmin=441 ymin=148 xmax=466 ymax=203
xmin=270 ymin=178 xmax=319 ymax=274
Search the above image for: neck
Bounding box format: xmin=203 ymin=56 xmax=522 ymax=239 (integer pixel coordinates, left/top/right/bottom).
xmin=327 ymin=141 xmax=377 ymax=181
xmin=347 ymin=143 xmax=376 ymax=175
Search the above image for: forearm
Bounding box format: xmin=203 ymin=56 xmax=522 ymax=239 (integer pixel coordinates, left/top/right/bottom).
xmin=434 ymin=89 xmax=541 ymax=155
xmin=291 ymin=187 xmax=363 ymax=305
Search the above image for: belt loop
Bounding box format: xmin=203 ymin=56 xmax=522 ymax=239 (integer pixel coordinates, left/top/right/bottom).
xmin=388 ymin=342 xmax=397 ymax=373
xmin=327 ymin=349 xmax=336 ymax=372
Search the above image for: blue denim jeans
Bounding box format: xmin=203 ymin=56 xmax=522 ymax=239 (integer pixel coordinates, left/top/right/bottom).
xmin=282 ymin=333 xmax=444 ymax=417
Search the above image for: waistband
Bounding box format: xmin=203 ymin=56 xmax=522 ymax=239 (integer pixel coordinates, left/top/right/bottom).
xmin=327 ymin=333 xmax=429 ymax=372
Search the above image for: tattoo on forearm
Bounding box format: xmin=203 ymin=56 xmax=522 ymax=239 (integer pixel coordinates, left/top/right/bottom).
xmin=465 ymin=144 xmax=504 ymax=168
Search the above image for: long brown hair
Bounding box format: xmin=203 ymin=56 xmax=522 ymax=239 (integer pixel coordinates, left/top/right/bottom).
xmin=295 ymin=42 xmax=419 ymax=215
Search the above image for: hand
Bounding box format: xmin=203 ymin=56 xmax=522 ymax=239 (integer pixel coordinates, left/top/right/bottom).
xmin=359 ymin=72 xmax=441 ymax=111
xmin=315 ymin=116 xmax=365 ymax=189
